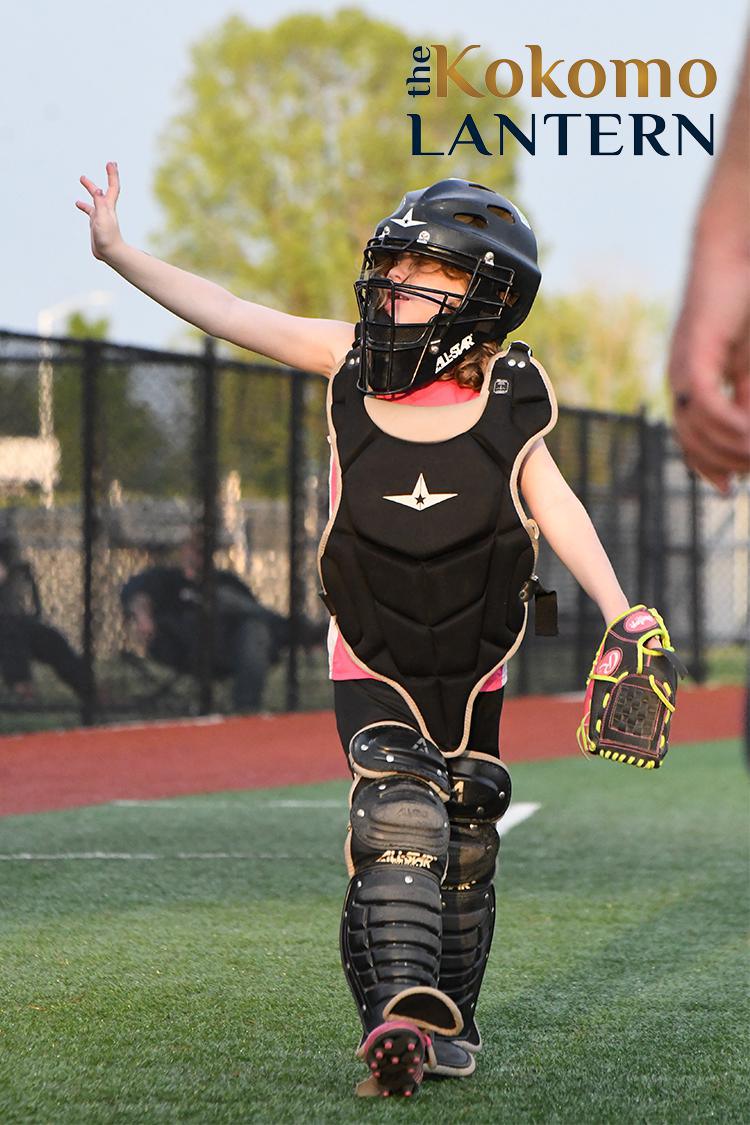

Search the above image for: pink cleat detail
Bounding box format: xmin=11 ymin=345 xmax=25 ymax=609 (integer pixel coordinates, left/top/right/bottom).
xmin=356 ymin=1019 xmax=428 ymax=1099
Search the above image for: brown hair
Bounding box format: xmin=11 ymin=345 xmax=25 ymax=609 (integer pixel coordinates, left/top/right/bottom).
xmin=443 ymin=339 xmax=500 ymax=391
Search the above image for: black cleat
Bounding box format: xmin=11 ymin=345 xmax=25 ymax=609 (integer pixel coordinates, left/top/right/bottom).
xmin=425 ymin=1036 xmax=477 ymax=1078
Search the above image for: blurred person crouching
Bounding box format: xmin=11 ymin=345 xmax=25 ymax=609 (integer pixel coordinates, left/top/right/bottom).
xmin=0 ymin=532 xmax=87 ymax=703
xmin=121 ymin=533 xmax=325 ymax=713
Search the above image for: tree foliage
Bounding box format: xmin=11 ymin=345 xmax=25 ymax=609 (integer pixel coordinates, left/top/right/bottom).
xmin=151 ymin=9 xmax=521 ymax=323
xmin=147 ymin=9 xmax=666 ymax=496
xmin=51 ymin=313 xmax=188 ymax=496
xmin=150 ymin=10 xmax=525 ymax=495
xmin=514 ymin=290 xmax=667 ymax=414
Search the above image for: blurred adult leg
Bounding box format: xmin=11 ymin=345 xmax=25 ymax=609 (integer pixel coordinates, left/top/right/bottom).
xmin=24 ymin=619 xmax=87 ymax=698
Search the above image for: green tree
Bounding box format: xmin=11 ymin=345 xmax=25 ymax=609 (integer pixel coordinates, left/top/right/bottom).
xmin=151 ymin=11 xmax=525 ymax=496
xmin=150 ymin=9 xmax=664 ymax=492
xmin=49 ymin=312 xmax=187 ymax=496
xmin=514 ymin=290 xmax=667 ymax=414
xmin=152 ymin=10 xmax=521 ymax=322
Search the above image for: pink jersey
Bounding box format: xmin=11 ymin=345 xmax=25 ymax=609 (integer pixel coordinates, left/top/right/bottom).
xmin=327 ymin=377 xmax=508 ymax=691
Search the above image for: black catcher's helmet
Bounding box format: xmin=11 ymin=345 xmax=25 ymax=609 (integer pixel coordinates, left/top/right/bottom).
xmin=354 ymin=179 xmax=541 ymax=395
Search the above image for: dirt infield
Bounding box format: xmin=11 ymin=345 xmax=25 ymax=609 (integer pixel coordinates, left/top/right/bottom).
xmin=0 ymin=684 xmax=743 ymax=816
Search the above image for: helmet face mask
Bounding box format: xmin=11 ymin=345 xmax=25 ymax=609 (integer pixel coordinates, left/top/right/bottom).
xmin=355 ymin=255 xmax=515 ymax=396
xmin=354 ymin=180 xmax=540 ymax=396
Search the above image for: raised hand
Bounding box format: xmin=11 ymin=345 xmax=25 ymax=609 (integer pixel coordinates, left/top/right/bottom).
xmin=75 ymin=161 xmax=124 ymax=262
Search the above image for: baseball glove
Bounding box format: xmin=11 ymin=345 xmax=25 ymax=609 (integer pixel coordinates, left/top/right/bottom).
xmin=576 ymin=605 xmax=687 ymax=769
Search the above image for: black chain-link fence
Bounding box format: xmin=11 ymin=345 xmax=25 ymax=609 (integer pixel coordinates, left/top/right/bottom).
xmin=0 ymin=328 xmax=744 ymax=735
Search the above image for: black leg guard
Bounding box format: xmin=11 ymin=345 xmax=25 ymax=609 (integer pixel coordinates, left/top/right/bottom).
xmin=340 ymin=723 xmax=462 ymax=1039
xmin=439 ymin=881 xmax=496 ymax=1052
xmin=437 ymin=753 xmax=511 ymax=1053
xmin=342 ymin=866 xmax=447 ymax=1033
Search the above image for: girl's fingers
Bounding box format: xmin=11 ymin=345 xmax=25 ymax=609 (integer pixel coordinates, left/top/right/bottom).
xmin=79 ymin=164 xmax=118 ymax=202
xmin=79 ymin=174 xmax=104 ymax=199
xmin=105 ymin=161 xmax=120 ymax=200
xmin=75 ymin=200 xmax=93 ymax=216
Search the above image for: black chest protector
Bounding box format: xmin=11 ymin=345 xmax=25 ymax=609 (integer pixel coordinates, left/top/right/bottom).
xmin=319 ymin=342 xmax=556 ymax=754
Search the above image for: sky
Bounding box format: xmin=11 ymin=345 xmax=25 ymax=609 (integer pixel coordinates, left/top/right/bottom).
xmin=1 ymin=0 xmax=747 ymax=352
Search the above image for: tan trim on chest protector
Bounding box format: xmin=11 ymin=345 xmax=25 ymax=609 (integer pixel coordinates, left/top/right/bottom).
xmin=318 ymin=343 xmax=558 ymax=755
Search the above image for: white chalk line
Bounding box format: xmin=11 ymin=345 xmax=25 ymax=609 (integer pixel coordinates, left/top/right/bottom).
xmin=0 ymin=804 xmax=540 ymax=861
xmin=497 ymin=801 xmax=540 ymax=837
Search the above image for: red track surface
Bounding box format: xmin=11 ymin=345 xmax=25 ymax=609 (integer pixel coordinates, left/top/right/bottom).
xmin=0 ymin=684 xmax=743 ymax=817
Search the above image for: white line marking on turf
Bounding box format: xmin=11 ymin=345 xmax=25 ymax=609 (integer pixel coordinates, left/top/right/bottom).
xmin=108 ymin=799 xmax=539 ymax=818
xmin=0 ymin=804 xmax=541 ymax=860
xmin=497 ymin=802 xmax=540 ymax=837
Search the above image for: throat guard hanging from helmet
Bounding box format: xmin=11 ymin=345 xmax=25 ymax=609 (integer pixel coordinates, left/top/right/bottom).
xmin=318 ymin=342 xmax=557 ymax=754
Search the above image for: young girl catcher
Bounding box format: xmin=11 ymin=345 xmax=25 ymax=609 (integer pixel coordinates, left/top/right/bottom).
xmin=77 ymin=169 xmax=681 ymax=1098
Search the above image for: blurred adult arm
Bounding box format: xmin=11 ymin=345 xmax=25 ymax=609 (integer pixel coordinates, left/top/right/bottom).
xmin=667 ymin=35 xmax=750 ymax=492
xmin=76 ymin=163 xmax=355 ymax=377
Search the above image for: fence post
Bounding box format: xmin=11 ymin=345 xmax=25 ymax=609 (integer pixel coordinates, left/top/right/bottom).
xmin=637 ymin=408 xmax=651 ymax=603
xmin=652 ymin=422 xmax=666 ymax=612
xmin=287 ymin=373 xmax=306 ymax=711
xmin=80 ymin=339 xmax=100 ymax=727
xmin=574 ymin=411 xmax=591 ymax=680
xmin=689 ymin=471 xmax=707 ymax=682
xmin=197 ymin=336 xmax=218 ymax=715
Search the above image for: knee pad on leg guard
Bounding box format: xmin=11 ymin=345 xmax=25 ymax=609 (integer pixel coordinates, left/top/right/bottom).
xmin=349 ymin=722 xmax=452 ymax=799
xmin=438 ymin=752 xmax=512 ymax=1051
xmin=341 ymin=724 xmax=461 ymax=1037
xmin=348 ymin=774 xmax=450 ymax=879
xmin=345 ymin=721 xmax=452 ymax=882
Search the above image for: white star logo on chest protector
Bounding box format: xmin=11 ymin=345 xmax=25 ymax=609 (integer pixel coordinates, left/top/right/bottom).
xmin=383 ymin=473 xmax=458 ymax=511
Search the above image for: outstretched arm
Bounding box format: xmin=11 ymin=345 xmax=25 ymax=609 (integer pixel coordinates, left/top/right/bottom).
xmin=519 ymin=439 xmax=629 ymax=625
xmin=76 ymin=163 xmax=354 ymax=376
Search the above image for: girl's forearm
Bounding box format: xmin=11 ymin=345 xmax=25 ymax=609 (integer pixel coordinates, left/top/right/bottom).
xmin=533 ymin=490 xmax=630 ymax=625
xmin=104 ymin=241 xmax=236 ymax=338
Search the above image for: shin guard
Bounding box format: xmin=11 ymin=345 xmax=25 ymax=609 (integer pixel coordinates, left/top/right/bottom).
xmin=439 ymin=882 xmax=496 ymax=1052
xmin=438 ymin=753 xmax=511 ymax=1051
xmin=341 ymin=723 xmax=462 ymax=1039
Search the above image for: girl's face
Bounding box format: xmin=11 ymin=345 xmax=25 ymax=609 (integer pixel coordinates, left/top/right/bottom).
xmin=385 ymin=253 xmax=469 ymax=324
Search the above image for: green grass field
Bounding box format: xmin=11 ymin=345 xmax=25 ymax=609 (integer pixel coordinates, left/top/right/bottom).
xmin=0 ymin=740 xmax=748 ymax=1124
